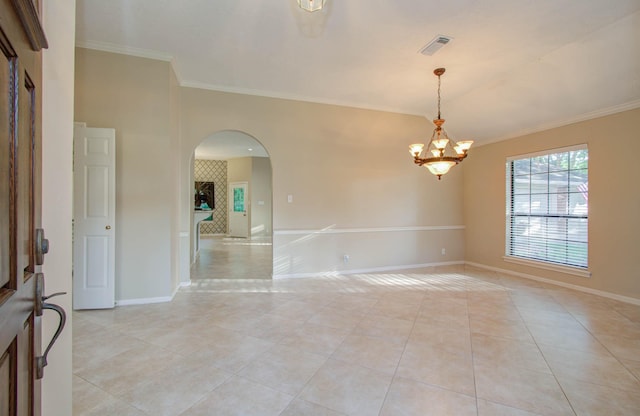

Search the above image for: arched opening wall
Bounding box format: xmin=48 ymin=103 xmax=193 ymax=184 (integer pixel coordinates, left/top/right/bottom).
xmin=187 ymin=131 xmax=273 ymax=279
xmin=75 ymin=48 xmax=464 ymax=302
xmin=178 ymin=88 xmax=465 ymax=283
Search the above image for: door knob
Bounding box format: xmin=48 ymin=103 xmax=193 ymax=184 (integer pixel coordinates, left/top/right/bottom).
xmin=105 ymin=225 xmax=111 ymax=230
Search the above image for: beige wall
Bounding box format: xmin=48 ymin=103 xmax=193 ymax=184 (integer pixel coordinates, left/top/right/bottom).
xmin=464 ymin=108 xmax=640 ymax=300
xmin=42 ymin=0 xmax=75 ymax=414
xmin=74 ymin=48 xmax=178 ymax=301
xmin=227 ymin=156 xmax=252 ymax=183
xmin=180 ymin=87 xmax=465 ymax=277
xmin=251 ymin=157 xmax=272 ymax=236
xmin=75 ymin=47 xmax=640 ymax=300
xmin=75 ymin=48 xmax=466 ymax=293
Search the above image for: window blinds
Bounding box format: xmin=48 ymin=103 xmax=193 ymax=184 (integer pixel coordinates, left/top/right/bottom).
xmin=506 ymin=145 xmax=588 ymax=268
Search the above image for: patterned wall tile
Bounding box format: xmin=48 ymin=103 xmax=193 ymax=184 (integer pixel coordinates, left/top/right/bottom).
xmin=194 ymin=159 xmax=227 ymax=234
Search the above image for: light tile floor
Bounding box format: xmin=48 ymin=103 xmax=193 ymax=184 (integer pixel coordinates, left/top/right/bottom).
xmin=192 ymin=235 xmax=273 ymax=280
xmin=73 ymin=265 xmax=640 ymax=415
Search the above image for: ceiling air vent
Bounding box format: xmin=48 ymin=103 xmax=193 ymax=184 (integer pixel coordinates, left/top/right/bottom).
xmin=419 ymin=35 xmax=453 ymax=56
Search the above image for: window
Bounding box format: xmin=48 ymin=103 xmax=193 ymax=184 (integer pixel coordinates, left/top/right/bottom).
xmin=506 ymin=145 xmax=588 ymax=270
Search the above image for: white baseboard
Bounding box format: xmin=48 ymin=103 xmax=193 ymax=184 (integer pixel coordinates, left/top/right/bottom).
xmin=115 ymin=281 xmax=192 ymax=307
xmin=465 ymin=261 xmax=640 ymax=306
xmin=115 ymin=296 xmax=173 ymax=306
xmin=273 ymin=261 xmax=464 ymax=279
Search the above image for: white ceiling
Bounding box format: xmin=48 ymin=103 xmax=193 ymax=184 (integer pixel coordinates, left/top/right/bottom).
xmin=76 ymin=0 xmax=640 ymax=156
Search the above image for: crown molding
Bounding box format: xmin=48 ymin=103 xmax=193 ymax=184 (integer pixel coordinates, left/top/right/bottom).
xmin=76 ymin=40 xmax=173 ymax=62
xmin=180 ymin=80 xmax=423 ymax=117
xmin=478 ymin=99 xmax=640 ymax=147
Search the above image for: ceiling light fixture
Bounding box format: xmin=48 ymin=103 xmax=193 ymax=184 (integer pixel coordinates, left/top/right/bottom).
xmin=409 ymin=68 xmax=473 ymax=180
xmin=297 ymin=0 xmax=326 ymax=12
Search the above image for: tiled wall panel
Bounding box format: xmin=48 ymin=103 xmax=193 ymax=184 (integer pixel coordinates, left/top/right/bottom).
xmin=194 ymin=159 xmax=227 ymax=234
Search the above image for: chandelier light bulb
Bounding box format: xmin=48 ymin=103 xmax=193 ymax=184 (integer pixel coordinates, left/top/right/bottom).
xmin=425 ymin=160 xmax=456 ymax=177
xmin=297 ymin=0 xmax=326 ymax=12
xmin=409 ymin=143 xmax=424 ymax=156
xmin=432 ymin=138 xmax=449 ymax=150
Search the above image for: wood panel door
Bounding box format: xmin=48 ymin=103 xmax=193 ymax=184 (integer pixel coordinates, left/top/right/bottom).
xmin=0 ymin=0 xmax=48 ymax=414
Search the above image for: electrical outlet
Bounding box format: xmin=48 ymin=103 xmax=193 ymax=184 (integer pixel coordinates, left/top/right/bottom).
xmin=441 ymin=248 xmax=446 ymax=256
xmin=343 ymin=254 xmax=350 ymax=264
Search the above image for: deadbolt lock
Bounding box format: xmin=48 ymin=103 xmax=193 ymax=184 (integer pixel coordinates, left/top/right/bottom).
xmin=35 ymin=228 xmax=49 ymax=265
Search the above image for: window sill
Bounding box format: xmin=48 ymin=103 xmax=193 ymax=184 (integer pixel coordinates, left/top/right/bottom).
xmin=502 ymin=256 xmax=591 ymax=278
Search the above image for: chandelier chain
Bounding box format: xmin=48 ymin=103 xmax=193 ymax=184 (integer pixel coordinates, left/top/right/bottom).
xmin=437 ymin=73 xmax=441 ymax=120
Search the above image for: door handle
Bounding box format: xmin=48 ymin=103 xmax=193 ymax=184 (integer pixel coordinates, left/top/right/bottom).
xmin=105 ymin=225 xmax=111 ymax=230
xmin=35 ymin=228 xmax=49 ymax=265
xmin=34 ymin=273 xmax=67 ymax=379
xmin=36 ymin=299 xmax=66 ymax=379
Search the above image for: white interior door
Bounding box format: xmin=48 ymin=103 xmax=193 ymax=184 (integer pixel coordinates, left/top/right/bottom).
xmin=228 ymin=182 xmax=249 ymax=238
xmin=73 ymin=125 xmax=116 ymax=309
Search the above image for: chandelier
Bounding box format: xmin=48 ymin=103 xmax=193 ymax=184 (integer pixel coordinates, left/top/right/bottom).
xmin=409 ymin=68 xmax=473 ymax=179
xmin=297 ymin=0 xmax=326 ymax=12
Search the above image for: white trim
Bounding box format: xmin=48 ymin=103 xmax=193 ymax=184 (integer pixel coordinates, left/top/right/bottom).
xmin=503 ymin=255 xmax=591 ymax=278
xmin=274 ymin=225 xmax=464 ymax=236
xmin=478 ymin=99 xmax=640 ymax=147
xmin=115 ymin=280 xmax=191 ymax=306
xmin=273 ymin=261 xmax=464 ymax=279
xmin=76 ymin=40 xmax=174 ymax=62
xmin=180 ymin=80 xmax=424 ymax=117
xmin=506 ymin=144 xmax=588 ymax=162
xmin=465 ymin=261 xmax=640 ymax=306
xmin=115 ymin=296 xmax=173 ymax=306
xmin=179 ymin=231 xmax=189 ymax=237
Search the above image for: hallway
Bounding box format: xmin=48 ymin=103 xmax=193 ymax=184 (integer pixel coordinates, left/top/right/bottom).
xmin=192 ymin=235 xmax=273 ymax=280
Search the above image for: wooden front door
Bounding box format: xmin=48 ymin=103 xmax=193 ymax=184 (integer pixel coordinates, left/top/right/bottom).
xmin=0 ymin=0 xmax=48 ymax=414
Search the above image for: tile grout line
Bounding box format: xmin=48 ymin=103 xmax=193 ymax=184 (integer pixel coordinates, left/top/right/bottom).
xmin=511 ymin=279 xmax=579 ymax=416
xmin=376 ymin=286 xmax=428 ymax=416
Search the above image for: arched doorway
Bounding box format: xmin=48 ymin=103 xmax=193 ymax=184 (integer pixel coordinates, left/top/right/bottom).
xmin=191 ymin=130 xmax=273 ymax=279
